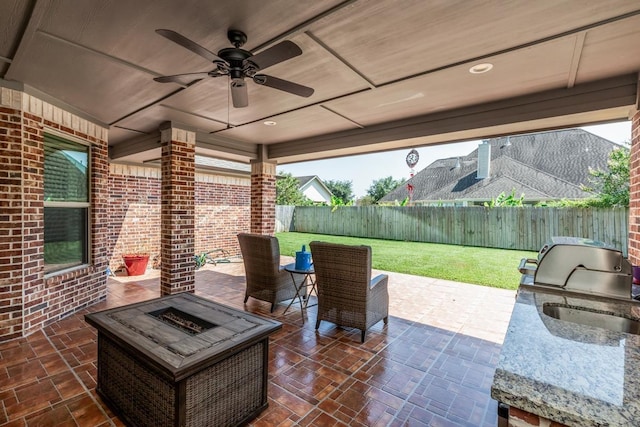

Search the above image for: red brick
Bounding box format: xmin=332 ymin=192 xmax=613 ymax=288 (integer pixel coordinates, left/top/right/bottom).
xmin=509 ymin=407 xmax=541 ymax=425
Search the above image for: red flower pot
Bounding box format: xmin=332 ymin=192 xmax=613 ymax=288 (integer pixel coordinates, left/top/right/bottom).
xmin=123 ymin=255 xmax=150 ymax=276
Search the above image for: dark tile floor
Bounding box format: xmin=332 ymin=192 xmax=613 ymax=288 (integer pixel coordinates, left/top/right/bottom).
xmin=0 ymin=260 xmax=516 ymax=426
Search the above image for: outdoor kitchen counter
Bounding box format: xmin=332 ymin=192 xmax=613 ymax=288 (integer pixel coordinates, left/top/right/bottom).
xmin=491 ymin=286 xmax=640 ymax=426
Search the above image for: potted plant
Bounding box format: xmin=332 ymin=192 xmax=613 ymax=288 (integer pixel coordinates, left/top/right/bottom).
xmin=122 ymin=243 xmax=151 ymax=276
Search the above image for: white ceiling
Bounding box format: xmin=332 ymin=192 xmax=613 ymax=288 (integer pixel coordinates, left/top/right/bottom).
xmin=2 ymin=0 xmax=639 ymax=165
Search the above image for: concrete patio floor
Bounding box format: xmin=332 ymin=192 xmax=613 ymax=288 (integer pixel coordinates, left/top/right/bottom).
xmin=0 ymin=259 xmax=516 ymax=426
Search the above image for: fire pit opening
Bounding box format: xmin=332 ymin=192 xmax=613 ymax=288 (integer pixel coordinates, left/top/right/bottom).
xmin=148 ymin=307 xmax=217 ymax=335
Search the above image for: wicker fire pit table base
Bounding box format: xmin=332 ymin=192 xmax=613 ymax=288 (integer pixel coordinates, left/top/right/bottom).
xmin=85 ymin=293 xmax=281 ymax=427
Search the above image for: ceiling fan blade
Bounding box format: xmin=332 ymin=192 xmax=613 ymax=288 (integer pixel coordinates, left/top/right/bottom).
xmin=253 ymin=74 xmax=314 ymax=98
xmin=153 ymin=72 xmax=212 ymax=85
xmin=230 ymin=79 xmax=248 ymax=108
xmin=156 ymin=29 xmax=224 ymax=63
xmin=248 ymin=40 xmax=302 ymax=71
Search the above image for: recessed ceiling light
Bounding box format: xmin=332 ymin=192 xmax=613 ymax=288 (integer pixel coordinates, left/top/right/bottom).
xmin=263 ymin=120 xmax=277 ymax=126
xmin=469 ymin=63 xmax=493 ymax=74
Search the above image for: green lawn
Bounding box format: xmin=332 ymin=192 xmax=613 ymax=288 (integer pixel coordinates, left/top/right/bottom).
xmin=276 ymin=232 xmax=536 ymax=290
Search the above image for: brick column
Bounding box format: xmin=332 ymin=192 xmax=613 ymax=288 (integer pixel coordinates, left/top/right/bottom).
xmin=629 ymin=109 xmax=640 ymax=265
xmin=160 ymin=123 xmax=196 ymax=295
xmin=250 ymin=159 xmax=277 ymax=235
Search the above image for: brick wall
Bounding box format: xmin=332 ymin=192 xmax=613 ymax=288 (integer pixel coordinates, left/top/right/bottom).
xmin=195 ymin=173 xmax=251 ymax=253
xmin=0 ymin=87 xmax=109 ymax=341
xmin=0 ymin=86 xmax=251 ymax=341
xmin=107 ymin=166 xmax=250 ymax=274
xmin=0 ymin=101 xmax=24 ymax=340
xmin=108 ymin=165 xmax=162 ymax=271
xmin=629 ymin=110 xmax=640 ymax=265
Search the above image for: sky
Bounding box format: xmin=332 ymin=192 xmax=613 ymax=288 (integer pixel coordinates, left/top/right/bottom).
xmin=277 ymin=120 xmax=633 ymax=198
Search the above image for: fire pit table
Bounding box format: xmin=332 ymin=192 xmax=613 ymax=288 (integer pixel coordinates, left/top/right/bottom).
xmin=85 ymin=293 xmax=281 ymax=427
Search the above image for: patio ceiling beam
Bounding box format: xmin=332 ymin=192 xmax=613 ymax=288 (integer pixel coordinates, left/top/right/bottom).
xmin=109 ymin=133 xmax=160 ymax=160
xmin=109 ymin=129 xmax=258 ymax=163
xmin=195 ymin=132 xmax=258 ymax=159
xmin=268 ymin=74 xmax=638 ymax=162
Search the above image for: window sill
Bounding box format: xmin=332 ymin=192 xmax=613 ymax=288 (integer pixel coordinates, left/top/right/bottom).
xmin=44 ymin=264 xmax=94 ymax=285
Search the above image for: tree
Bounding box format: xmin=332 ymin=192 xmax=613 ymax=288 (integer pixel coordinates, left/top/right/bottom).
xmin=581 ymin=146 xmax=630 ymax=207
xmin=356 ymin=195 xmax=375 ymax=206
xmin=484 ymin=189 xmax=525 ymax=207
xmin=276 ymin=173 xmax=313 ymax=205
xmin=325 ymin=179 xmax=354 ymax=205
xmin=366 ymin=176 xmax=403 ymax=203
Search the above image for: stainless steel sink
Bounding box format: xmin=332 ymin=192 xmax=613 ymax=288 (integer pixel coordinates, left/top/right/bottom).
xmin=543 ymin=303 xmax=640 ymax=335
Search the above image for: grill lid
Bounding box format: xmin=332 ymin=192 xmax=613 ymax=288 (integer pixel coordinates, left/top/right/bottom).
xmin=519 ymin=237 xmax=632 ymax=300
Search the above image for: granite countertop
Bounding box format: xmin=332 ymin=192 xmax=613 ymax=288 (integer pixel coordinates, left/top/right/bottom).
xmin=491 ymin=286 xmax=640 ymax=426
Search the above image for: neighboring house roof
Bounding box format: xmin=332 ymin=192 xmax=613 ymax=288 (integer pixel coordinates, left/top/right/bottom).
xmin=60 ymin=151 xmax=87 ymax=174
xmin=296 ymin=176 xmax=318 ymax=188
xmin=295 ymin=175 xmax=334 ymax=203
xmin=381 ymin=129 xmax=624 ymax=203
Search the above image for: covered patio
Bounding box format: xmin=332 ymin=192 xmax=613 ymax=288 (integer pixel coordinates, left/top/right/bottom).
xmin=2 ymin=0 xmax=639 ymax=338
xmin=1 ymin=1 xmax=640 ymax=426
xmin=0 ymin=261 xmax=515 ymax=426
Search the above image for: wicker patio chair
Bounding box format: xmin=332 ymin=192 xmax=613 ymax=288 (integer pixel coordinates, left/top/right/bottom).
xmin=237 ymin=233 xmax=304 ymax=312
xmin=309 ymin=241 xmax=389 ymax=343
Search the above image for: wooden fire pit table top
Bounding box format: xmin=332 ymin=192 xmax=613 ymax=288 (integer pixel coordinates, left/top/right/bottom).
xmin=85 ymin=293 xmax=282 ymax=381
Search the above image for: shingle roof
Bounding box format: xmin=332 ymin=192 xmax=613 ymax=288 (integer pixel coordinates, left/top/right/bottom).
xmin=381 ymin=129 xmax=623 ymax=203
xmin=295 ymin=176 xmax=316 ymax=188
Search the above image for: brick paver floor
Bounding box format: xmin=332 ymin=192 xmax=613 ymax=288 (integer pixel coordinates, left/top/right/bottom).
xmin=0 ymin=258 xmax=516 ymax=426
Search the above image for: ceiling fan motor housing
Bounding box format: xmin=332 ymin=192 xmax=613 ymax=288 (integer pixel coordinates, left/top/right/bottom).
xmin=218 ymin=47 xmax=254 ymax=79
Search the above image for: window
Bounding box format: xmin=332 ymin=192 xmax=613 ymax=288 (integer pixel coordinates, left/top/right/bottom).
xmin=44 ymin=134 xmax=89 ymax=273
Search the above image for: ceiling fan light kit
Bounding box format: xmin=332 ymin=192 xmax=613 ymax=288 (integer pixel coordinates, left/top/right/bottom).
xmin=154 ymin=29 xmax=314 ymax=108
xmin=230 ymin=78 xmax=248 ymax=108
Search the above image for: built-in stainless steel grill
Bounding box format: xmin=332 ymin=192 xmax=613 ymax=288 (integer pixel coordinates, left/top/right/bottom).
xmin=519 ymin=236 xmax=633 ymax=300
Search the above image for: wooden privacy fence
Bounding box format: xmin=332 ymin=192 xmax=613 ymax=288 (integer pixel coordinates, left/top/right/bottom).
xmin=282 ymin=206 xmax=629 ymax=254
xmin=275 ymin=205 xmax=296 ymax=232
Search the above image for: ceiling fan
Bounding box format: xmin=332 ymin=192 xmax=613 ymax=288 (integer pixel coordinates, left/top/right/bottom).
xmin=154 ymin=29 xmax=314 ymax=108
